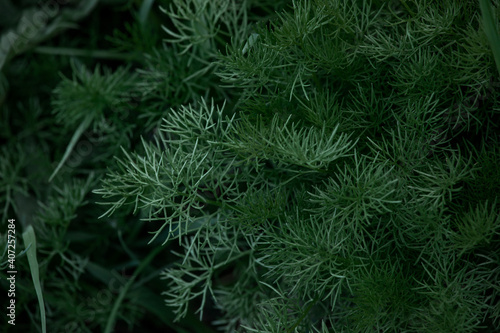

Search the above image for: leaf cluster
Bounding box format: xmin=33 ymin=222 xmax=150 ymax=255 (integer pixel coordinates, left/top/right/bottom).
xmin=97 ymin=0 xmax=500 ymax=332
xmin=1 ymin=0 xmax=500 ymax=332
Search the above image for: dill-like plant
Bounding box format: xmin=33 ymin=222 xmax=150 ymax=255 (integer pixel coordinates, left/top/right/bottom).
xmin=96 ymin=0 xmax=500 ymax=332
xmin=1 ymin=0 xmax=499 ymax=332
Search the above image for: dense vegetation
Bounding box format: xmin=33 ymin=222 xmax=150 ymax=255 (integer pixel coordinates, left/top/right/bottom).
xmin=1 ymin=0 xmax=499 ymax=332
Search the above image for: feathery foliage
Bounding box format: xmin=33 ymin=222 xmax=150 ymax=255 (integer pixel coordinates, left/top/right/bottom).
xmin=1 ymin=0 xmax=499 ymax=332
xmin=96 ymin=0 xmax=500 ymax=331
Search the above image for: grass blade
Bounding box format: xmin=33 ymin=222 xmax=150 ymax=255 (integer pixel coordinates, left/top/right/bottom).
xmin=138 ymin=0 xmax=155 ymax=26
xmin=22 ymin=225 xmax=46 ymax=333
xmin=48 ymin=116 xmax=92 ymax=182
xmin=480 ymin=0 xmax=500 ymax=76
xmin=104 ymin=246 xmax=163 ymax=333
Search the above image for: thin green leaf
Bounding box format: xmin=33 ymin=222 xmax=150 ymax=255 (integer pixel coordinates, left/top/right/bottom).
xmin=33 ymin=46 xmax=139 ymax=61
xmin=480 ymin=0 xmax=500 ymax=76
xmin=22 ymin=225 xmax=46 ymax=333
xmin=104 ymin=246 xmax=163 ymax=333
xmin=138 ymin=0 xmax=155 ymax=26
xmin=49 ymin=115 xmax=92 ymax=182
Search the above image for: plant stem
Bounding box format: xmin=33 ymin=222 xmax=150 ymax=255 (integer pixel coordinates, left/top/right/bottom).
xmin=104 ymin=245 xmax=164 ymax=333
xmin=33 ymin=46 xmax=140 ymax=61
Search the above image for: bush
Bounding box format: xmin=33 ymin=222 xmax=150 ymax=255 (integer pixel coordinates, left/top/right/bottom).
xmin=1 ymin=0 xmax=499 ymax=332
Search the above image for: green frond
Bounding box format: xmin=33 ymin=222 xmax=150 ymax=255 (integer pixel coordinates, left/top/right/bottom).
xmin=309 ymin=152 xmax=401 ymax=224
xmin=224 ymin=114 xmax=357 ymax=170
xmin=52 ymin=61 xmax=137 ymax=129
xmin=36 ymin=175 xmax=95 ymax=228
xmin=0 ymin=144 xmax=29 ymax=221
xmin=452 ymin=199 xmax=500 ymax=255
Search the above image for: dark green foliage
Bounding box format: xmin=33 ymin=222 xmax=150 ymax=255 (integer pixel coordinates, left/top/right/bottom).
xmin=97 ymin=0 xmax=500 ymax=331
xmin=1 ymin=0 xmax=499 ymax=332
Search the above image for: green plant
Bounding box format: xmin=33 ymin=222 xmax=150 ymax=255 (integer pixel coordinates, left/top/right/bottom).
xmin=1 ymin=0 xmax=499 ymax=332
xmin=96 ymin=0 xmax=500 ymax=331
